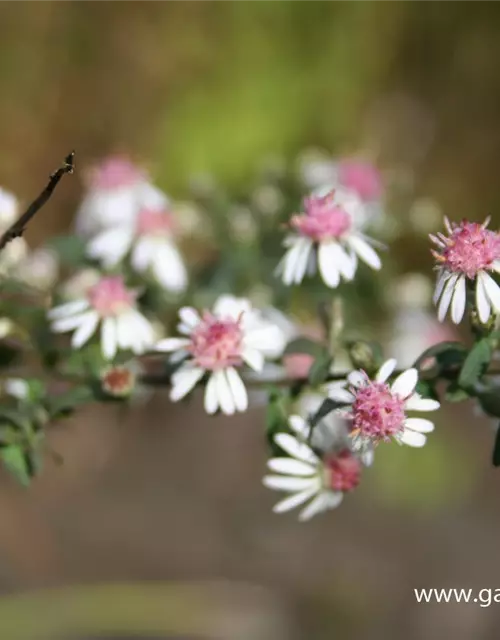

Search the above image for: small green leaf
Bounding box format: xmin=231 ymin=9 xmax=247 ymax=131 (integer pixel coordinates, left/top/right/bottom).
xmin=47 ymin=385 xmax=95 ymax=419
xmin=415 ymin=380 xmax=439 ymax=401
xmin=493 ymin=426 xmax=500 ymax=467
xmin=265 ymin=387 xmax=289 ymax=453
xmin=414 ymin=341 xmax=468 ymax=379
xmin=284 ymin=337 xmax=325 ymax=358
xmin=1 ymin=446 xmax=30 ymax=486
xmin=308 ymin=352 xmax=333 ymax=387
xmin=458 ymin=339 xmax=492 ymax=389
xmin=309 ymin=397 xmax=346 ymax=429
xmin=445 ymin=382 xmax=470 ymax=403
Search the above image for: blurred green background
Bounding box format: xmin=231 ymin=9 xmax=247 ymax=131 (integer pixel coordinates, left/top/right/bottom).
xmin=1 ymin=2 xmax=500 ymax=639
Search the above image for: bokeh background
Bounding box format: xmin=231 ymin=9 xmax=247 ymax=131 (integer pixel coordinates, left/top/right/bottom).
xmin=1 ymin=2 xmax=500 ymax=639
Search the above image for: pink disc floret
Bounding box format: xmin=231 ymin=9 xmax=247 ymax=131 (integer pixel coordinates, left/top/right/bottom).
xmin=324 ymin=450 xmax=361 ymax=492
xmin=189 ymin=312 xmax=244 ymax=370
xmin=338 ymin=159 xmax=382 ymax=202
xmin=351 ymin=377 xmax=406 ymax=443
xmin=91 ymin=157 xmax=145 ymax=190
xmin=290 ymin=190 xmax=352 ymax=241
xmin=136 ymin=208 xmax=174 ymax=237
xmin=432 ymin=220 xmax=500 ymax=279
xmin=88 ymin=276 xmax=137 ymax=316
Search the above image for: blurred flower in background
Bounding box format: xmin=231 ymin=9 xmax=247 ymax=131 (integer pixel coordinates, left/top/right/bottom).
xmin=0 ymin=187 xmax=27 ymax=274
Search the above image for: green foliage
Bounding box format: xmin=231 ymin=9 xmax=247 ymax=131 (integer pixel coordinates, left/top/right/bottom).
xmin=414 ymin=341 xmax=468 ymax=379
xmin=458 ymin=339 xmax=492 ymax=389
xmin=308 ymin=352 xmax=333 ymax=387
xmin=265 ymin=386 xmax=290 ymax=455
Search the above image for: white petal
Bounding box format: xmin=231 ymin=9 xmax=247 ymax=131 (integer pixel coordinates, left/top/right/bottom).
xmin=267 ymin=458 xmax=316 ymax=476
xmin=214 ymin=370 xmax=235 ymax=415
xmin=47 ymin=299 xmax=89 ymax=320
xmin=450 ymin=274 xmax=466 ymax=324
xmin=242 ymin=348 xmax=264 ymax=372
xmin=347 ymin=371 xmax=365 ymax=388
xmin=288 ymin=415 xmax=310 ymax=438
xmin=481 ymin=271 xmax=500 ymax=313
xmin=404 ymin=417 xmax=435 ymax=433
xmin=282 ymin=238 xmax=312 ymax=286
xmin=101 ymin=316 xmax=117 ymax=360
xmin=263 ymin=476 xmax=319 ymax=492
xmin=299 ymin=491 xmax=342 ymax=521
xmin=317 ymin=242 xmax=341 ymax=288
xmin=400 ymin=429 xmax=426 ymax=447
xmin=155 ymin=337 xmax=191 ymax=352
xmin=151 ymin=241 xmax=188 ymax=293
xmin=476 ymin=273 xmax=491 ymax=324
xmin=347 ymin=235 xmax=381 ymax=270
xmin=433 ymin=270 xmax=449 ymax=305
xmin=178 ymin=307 xmax=200 ymax=330
xmin=405 ymin=395 xmax=440 ymax=411
xmin=225 ymin=367 xmax=248 ymax=412
xmin=292 ymin=238 xmax=313 ymax=284
xmin=71 ymin=311 xmax=100 ymax=348
xmin=87 ymin=227 xmax=133 ymax=267
xmin=204 ymin=373 xmax=219 ymax=414
xmin=492 ymin=260 xmax=500 ymax=273
xmin=327 ymin=387 xmax=355 ymax=403
xmin=51 ymin=311 xmax=95 ymax=333
xmin=376 ymin=358 xmax=397 ymax=383
xmin=274 ymin=433 xmax=318 ymax=464
xmin=272 ymin=487 xmax=319 ymax=514
xmin=130 ymin=236 xmax=153 ymax=272
xmin=125 ymin=311 xmax=155 ymax=352
xmin=437 ymin=273 xmax=459 ymax=321
xmin=391 ymin=368 xmax=418 ymax=399
xmin=115 ymin=313 xmax=136 ymax=349
xmin=170 ymin=366 xmax=204 ymax=402
xmin=243 ymin=326 xmax=286 ymax=357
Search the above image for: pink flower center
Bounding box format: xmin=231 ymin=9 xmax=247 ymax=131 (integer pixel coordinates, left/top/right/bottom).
xmin=338 ymin=160 xmax=382 ymax=202
xmin=189 ymin=312 xmax=244 ymax=370
xmin=290 ymin=191 xmax=352 ymax=241
xmin=351 ymin=380 xmax=406 ymax=442
xmin=433 ymin=221 xmax=500 ymax=279
xmin=324 ymin=450 xmax=361 ymax=492
xmin=136 ymin=208 xmax=174 ymax=237
xmin=91 ymin=157 xmax=145 ymax=190
xmin=87 ymin=276 xmax=136 ymax=317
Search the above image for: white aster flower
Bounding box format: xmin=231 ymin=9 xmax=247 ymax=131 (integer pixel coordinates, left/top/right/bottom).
xmin=87 ymin=195 xmax=187 ymax=293
xmin=331 ymin=358 xmax=439 ymax=451
xmin=431 ymin=217 xmax=500 ymax=325
xmin=48 ymin=275 xmax=155 ymax=360
xmin=297 ymin=390 xmax=374 ymax=467
xmin=276 ymin=189 xmax=382 ymax=288
xmin=263 ymin=414 xmax=363 ymax=521
xmin=155 ymin=295 xmax=286 ymax=415
xmin=75 ymin=156 xmax=166 ymax=237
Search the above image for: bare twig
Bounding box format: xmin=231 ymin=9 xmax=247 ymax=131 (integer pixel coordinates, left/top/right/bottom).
xmin=0 ymin=150 xmax=75 ymax=252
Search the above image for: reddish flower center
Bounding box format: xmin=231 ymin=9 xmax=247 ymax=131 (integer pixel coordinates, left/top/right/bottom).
xmin=351 ymin=380 xmax=406 ymax=442
xmin=189 ymin=312 xmax=244 ymax=370
xmin=433 ymin=221 xmax=500 ymax=279
xmin=324 ymin=450 xmax=361 ymax=491
xmin=338 ymin=160 xmax=382 ymax=202
xmin=290 ymin=191 xmax=352 ymax=241
xmin=136 ymin=208 xmax=174 ymax=237
xmin=88 ymin=276 xmax=136 ymax=317
xmin=91 ymin=157 xmax=144 ymax=190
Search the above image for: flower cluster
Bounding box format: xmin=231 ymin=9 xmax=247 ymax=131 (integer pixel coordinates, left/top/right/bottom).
xmin=1 ymin=150 xmax=499 ymax=521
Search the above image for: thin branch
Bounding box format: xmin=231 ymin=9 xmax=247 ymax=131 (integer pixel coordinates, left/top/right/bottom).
xmin=0 ymin=150 xmax=75 ymax=252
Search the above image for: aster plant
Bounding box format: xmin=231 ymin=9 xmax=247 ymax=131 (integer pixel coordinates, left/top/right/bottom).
xmin=0 ymin=149 xmax=499 ymax=523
